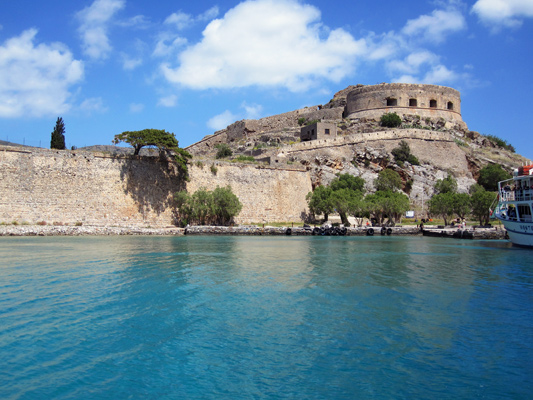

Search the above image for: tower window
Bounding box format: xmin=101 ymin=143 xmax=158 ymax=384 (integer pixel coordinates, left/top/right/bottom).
xmin=386 ymin=98 xmax=397 ymax=107
xmin=447 ymin=101 xmax=454 ymax=110
xmin=409 ymin=99 xmax=417 ymax=107
xmin=430 ymin=99 xmax=437 ymax=108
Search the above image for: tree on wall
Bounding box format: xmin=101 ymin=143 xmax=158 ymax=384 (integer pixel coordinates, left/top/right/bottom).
xmin=50 ymin=117 xmax=66 ymax=150
xmin=113 ymin=129 xmax=192 ymax=174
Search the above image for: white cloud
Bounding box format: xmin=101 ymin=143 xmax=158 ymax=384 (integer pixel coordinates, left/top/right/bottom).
xmin=207 ymin=110 xmax=238 ymax=131
xmin=472 ymin=0 xmax=533 ymax=28
xmin=402 ymin=8 xmax=466 ymax=43
xmin=198 ymin=6 xmax=220 ymax=21
xmin=129 ymin=103 xmax=144 ymax=113
xmin=207 ymin=103 xmax=265 ymax=131
xmin=80 ymin=97 xmax=107 ymax=113
xmin=242 ymin=102 xmax=263 ymax=119
xmin=121 ymin=53 xmax=142 ymax=70
xmin=117 ymin=15 xmax=150 ymax=29
xmin=157 ymin=94 xmax=178 ymax=107
xmin=153 ymin=34 xmax=187 ymax=57
xmin=161 ymin=0 xmax=365 ymax=92
xmin=77 ymin=0 xmax=125 ymax=60
xmin=164 ymin=12 xmax=193 ymax=30
xmin=0 ymin=29 xmax=84 ymax=118
xmin=387 ymin=51 xmax=440 ymax=75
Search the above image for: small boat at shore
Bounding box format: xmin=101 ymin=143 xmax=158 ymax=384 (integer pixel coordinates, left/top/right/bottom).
xmin=493 ymin=164 xmax=533 ymax=247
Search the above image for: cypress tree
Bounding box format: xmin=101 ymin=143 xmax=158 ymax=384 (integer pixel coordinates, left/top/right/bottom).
xmin=51 ymin=117 xmax=66 ymax=149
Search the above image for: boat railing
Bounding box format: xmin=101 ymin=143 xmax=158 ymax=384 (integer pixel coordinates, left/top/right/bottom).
xmin=498 ymin=178 xmax=533 ymax=202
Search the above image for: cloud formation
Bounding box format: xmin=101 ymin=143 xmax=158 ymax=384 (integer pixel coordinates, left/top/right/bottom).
xmin=472 ymin=0 xmax=533 ymax=28
xmin=0 ymin=29 xmax=83 ymax=118
xmin=77 ymin=0 xmax=125 ymax=60
xmin=161 ymin=0 xmax=365 ymax=92
xmin=402 ymin=8 xmax=466 ymax=43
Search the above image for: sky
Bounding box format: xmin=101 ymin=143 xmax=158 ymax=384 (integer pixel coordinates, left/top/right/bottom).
xmin=0 ymin=0 xmax=532 ymax=160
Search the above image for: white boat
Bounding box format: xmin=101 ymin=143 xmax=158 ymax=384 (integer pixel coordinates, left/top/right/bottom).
xmin=493 ymin=164 xmax=533 ymax=247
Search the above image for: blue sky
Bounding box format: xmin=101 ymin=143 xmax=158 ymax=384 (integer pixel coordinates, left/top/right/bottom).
xmin=1 ymin=0 xmax=532 ymax=160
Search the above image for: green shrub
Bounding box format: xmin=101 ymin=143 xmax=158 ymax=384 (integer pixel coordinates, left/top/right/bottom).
xmin=195 ymin=160 xmax=204 ymax=168
xmin=485 ymin=134 xmax=515 ymax=153
xmin=210 ymin=164 xmax=218 ymax=175
xmin=173 ymin=186 xmax=243 ymax=226
xmin=215 ymin=143 xmax=233 ymax=159
xmin=390 ymin=140 xmax=420 ymax=166
xmin=232 ymin=155 xmax=255 ymax=163
xmin=380 ymin=112 xmax=402 ymax=128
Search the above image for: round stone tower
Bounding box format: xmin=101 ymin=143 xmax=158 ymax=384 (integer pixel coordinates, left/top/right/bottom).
xmin=344 ymin=83 xmax=466 ymax=128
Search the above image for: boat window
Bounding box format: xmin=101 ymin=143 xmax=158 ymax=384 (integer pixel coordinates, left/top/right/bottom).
xmin=518 ymin=204 xmax=532 ymax=221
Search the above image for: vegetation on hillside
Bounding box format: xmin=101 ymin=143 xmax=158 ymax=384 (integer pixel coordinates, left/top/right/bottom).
xmin=380 ymin=112 xmax=402 ymax=128
xmin=391 ymin=140 xmax=419 ymax=166
xmin=477 ymin=164 xmax=512 ymax=191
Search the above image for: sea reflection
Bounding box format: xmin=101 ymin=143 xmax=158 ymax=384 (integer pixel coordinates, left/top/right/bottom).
xmin=1 ymin=235 xmax=532 ymax=399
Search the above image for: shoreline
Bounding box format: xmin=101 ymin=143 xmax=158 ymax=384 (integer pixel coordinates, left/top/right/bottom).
xmin=0 ymin=224 xmax=507 ymax=240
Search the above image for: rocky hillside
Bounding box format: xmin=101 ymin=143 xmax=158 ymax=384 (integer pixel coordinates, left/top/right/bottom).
xmin=186 ymin=85 xmax=528 ymax=213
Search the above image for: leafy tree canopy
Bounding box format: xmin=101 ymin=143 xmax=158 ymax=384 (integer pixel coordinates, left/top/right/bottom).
xmin=329 ymin=173 xmax=365 ymax=193
xmin=428 ymin=192 xmax=455 ymax=225
xmin=434 ymin=175 xmax=458 ymax=194
xmin=174 ymin=186 xmax=242 ymax=226
xmin=113 ymin=128 xmax=192 ymax=174
xmin=477 ymin=164 xmax=512 ymax=191
xmin=374 ymin=169 xmax=402 ymax=192
xmin=113 ymin=129 xmax=179 ymax=155
xmin=306 ymin=185 xmax=334 ymax=220
xmin=365 ymin=190 xmax=410 ymax=226
xmin=471 ymin=187 xmax=497 ymax=226
xmin=50 ymin=117 xmax=66 ymax=150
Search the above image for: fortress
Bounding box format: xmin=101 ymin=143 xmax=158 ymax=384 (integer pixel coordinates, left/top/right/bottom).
xmin=0 ymin=83 xmax=525 ymax=228
xmin=344 ymin=83 xmax=465 ymax=128
xmin=185 ymin=83 xmax=468 ymax=156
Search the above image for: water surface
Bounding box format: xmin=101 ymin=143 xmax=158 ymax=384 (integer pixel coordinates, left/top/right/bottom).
xmin=0 ymin=236 xmax=532 ymax=399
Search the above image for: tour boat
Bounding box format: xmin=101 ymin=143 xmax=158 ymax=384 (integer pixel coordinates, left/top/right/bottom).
xmin=493 ymin=164 xmax=533 ymax=247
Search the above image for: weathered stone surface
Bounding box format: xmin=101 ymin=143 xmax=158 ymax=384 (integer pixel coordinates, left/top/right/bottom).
xmin=0 ymin=146 xmax=312 ymax=227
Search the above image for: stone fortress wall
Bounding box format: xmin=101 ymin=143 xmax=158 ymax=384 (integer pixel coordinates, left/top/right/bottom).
xmin=0 ymin=145 xmax=312 ymax=227
xmin=345 ymin=83 xmax=466 ymax=128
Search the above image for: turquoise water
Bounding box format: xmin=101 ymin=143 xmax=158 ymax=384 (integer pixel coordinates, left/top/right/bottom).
xmin=0 ymin=236 xmax=532 ymax=399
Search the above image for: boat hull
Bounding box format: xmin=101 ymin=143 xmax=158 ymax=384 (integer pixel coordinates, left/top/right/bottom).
xmin=496 ymin=217 xmax=533 ymax=247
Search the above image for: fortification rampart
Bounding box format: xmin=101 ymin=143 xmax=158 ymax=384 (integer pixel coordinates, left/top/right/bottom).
xmin=345 ymin=83 xmax=465 ymax=128
xmin=186 ymin=106 xmax=344 ymax=155
xmin=186 ymin=163 xmax=312 ymax=223
xmin=281 ymin=129 xmax=454 ymax=154
xmin=0 ymin=146 xmax=312 ymax=226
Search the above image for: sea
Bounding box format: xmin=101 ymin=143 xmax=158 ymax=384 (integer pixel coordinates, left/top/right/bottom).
xmin=0 ymin=235 xmax=532 ymax=399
